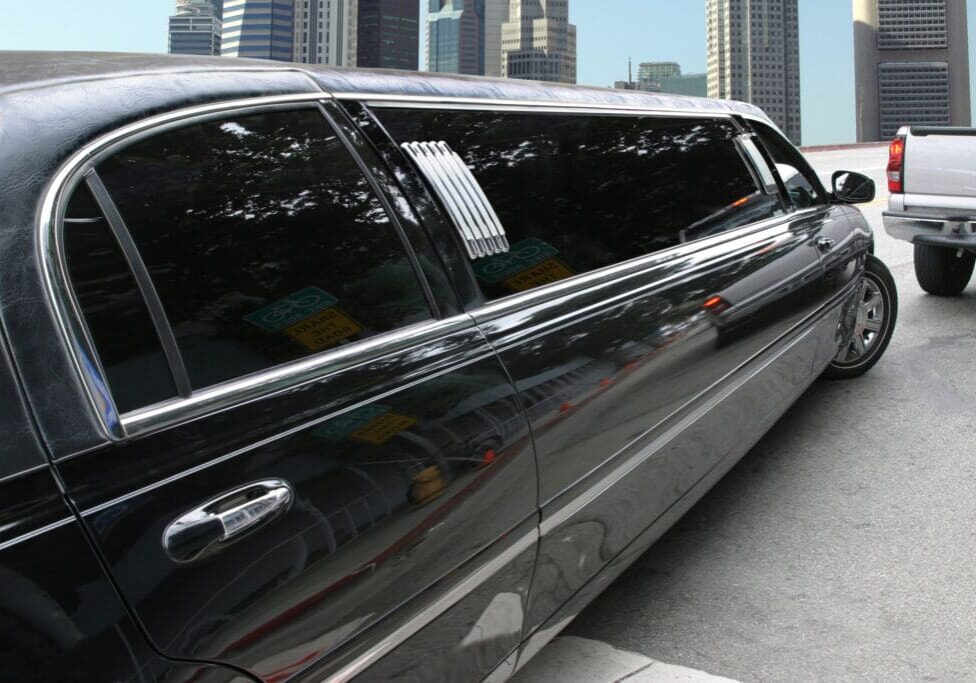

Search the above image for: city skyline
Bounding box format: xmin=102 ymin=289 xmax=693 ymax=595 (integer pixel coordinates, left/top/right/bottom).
xmin=5 ymin=0 xmax=976 ymax=145
xmin=707 ymin=0 xmax=802 ymax=143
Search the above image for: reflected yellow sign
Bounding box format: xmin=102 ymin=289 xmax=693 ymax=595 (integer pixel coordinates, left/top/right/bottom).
xmin=350 ymin=411 xmax=417 ymax=445
xmin=504 ymin=258 xmax=575 ymax=292
xmin=412 ymin=465 xmax=446 ymax=506
xmin=285 ymin=307 xmax=363 ymax=352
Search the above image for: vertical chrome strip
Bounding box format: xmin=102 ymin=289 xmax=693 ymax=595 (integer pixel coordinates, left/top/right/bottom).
xmin=421 ymin=142 xmax=490 ymax=255
xmin=400 ymin=140 xmax=509 ymax=260
xmin=435 ymin=142 xmax=509 ymax=253
xmin=85 ymin=171 xmax=193 ymax=397
xmin=433 ymin=142 xmax=498 ymax=252
xmin=402 ymin=142 xmax=482 ymax=258
xmin=737 ymin=134 xmax=778 ymax=194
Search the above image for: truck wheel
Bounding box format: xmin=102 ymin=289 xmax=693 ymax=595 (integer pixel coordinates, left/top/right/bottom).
xmin=824 ymin=255 xmax=897 ymax=380
xmin=914 ymin=244 xmax=975 ymax=296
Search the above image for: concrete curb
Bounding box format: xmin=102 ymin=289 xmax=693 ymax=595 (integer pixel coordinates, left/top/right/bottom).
xmin=512 ymin=636 xmax=740 ymax=683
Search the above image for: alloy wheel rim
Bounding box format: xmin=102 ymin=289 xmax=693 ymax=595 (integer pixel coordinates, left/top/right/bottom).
xmin=835 ymin=276 xmax=885 ymax=365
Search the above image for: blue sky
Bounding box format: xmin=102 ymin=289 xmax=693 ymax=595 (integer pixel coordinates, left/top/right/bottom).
xmin=2 ymin=0 xmax=974 ymax=145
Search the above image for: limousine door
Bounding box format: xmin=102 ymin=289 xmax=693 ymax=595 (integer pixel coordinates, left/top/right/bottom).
xmin=363 ymin=104 xmax=833 ymax=634
xmin=748 ymin=119 xmax=866 ymax=369
xmin=26 ymin=101 xmax=538 ymax=681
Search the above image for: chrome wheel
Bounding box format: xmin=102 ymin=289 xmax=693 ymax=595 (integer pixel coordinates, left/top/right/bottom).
xmin=825 ymin=255 xmax=897 ymax=379
xmin=834 ymin=275 xmax=886 ymax=365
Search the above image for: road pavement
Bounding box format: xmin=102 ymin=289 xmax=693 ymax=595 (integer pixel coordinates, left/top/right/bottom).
xmin=517 ymin=146 xmax=976 ymax=681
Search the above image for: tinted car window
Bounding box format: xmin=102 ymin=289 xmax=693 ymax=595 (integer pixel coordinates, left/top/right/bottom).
xmin=377 ymin=109 xmax=778 ymax=300
xmin=753 ymin=121 xmax=827 ymax=209
xmin=63 ymin=185 xmax=178 ymax=412
xmin=97 ymin=109 xmax=432 ymax=390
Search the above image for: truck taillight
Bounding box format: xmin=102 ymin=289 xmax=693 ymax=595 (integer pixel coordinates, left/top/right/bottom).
xmin=887 ymin=136 xmax=905 ymax=193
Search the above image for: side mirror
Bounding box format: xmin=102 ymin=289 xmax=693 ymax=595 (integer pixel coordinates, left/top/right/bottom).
xmin=832 ymin=170 xmax=876 ymax=204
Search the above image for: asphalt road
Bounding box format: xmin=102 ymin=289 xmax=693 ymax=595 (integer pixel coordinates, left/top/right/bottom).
xmin=523 ymin=146 xmax=976 ymax=681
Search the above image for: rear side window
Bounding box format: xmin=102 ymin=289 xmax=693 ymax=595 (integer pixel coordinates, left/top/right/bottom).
xmin=65 ymin=107 xmax=433 ymax=408
xmin=95 ymin=108 xmax=432 ymax=391
xmin=377 ymin=109 xmax=780 ymax=300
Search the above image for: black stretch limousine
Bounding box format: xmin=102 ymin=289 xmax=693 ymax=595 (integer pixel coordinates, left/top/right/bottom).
xmin=0 ymin=53 xmax=896 ymax=682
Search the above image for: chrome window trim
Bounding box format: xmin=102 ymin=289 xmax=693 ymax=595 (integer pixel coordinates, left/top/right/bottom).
xmin=0 ymin=517 xmax=77 ymax=554
xmin=38 ymin=91 xmax=468 ymax=441
xmin=737 ymin=134 xmax=779 ymax=194
xmin=336 ymin=91 xmax=772 ymax=124
xmin=121 ymin=314 xmax=473 ymax=435
xmin=469 ymin=207 xmax=825 ymax=327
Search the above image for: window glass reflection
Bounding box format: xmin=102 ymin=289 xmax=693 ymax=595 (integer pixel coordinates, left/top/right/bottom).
xmin=98 ymin=109 xmax=432 ymax=389
xmin=379 ymin=110 xmax=777 ymax=300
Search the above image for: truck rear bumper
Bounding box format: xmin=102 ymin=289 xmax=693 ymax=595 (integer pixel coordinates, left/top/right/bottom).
xmin=883 ymin=211 xmax=976 ymax=251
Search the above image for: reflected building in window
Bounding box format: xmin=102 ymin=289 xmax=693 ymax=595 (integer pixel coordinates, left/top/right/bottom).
xmin=854 ymin=0 xmax=970 ymax=141
xmin=221 ymin=0 xmax=294 ymax=61
xmin=501 ymin=0 xmax=577 ymax=84
xmin=706 ymin=0 xmax=801 ymax=144
xmin=294 ymin=0 xmax=358 ymax=66
xmin=168 ymin=0 xmax=222 ymax=56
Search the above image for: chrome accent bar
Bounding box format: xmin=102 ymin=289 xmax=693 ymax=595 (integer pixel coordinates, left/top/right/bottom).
xmin=323 ymin=526 xmax=539 ymax=683
xmin=334 ymin=91 xmax=766 ymax=123
xmin=437 ymin=143 xmax=508 ymax=254
xmin=121 ymin=314 xmax=473 ymax=436
xmin=400 ymin=141 xmax=509 ymax=260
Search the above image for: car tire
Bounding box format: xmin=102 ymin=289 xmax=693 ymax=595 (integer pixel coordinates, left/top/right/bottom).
xmin=824 ymin=255 xmax=897 ymax=380
xmin=914 ymin=243 xmax=975 ymax=296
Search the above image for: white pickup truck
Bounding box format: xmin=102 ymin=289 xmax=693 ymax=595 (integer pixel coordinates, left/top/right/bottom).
xmin=884 ymin=126 xmax=976 ymax=295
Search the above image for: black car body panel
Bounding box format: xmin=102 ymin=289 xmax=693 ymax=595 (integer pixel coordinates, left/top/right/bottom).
xmin=0 ymin=53 xmax=873 ymax=681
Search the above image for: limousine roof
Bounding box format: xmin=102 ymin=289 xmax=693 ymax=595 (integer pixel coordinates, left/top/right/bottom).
xmin=0 ymin=51 xmax=774 ymax=124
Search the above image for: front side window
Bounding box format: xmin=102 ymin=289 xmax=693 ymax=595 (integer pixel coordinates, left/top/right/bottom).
xmin=378 ymin=109 xmax=779 ymax=300
xmin=752 ymin=121 xmax=827 ymax=210
xmin=83 ymin=108 xmax=431 ymax=394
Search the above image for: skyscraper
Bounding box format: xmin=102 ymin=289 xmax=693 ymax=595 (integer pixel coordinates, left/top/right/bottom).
xmin=853 ymin=0 xmax=971 ymax=141
xmin=221 ymin=0 xmax=294 ymax=61
xmin=638 ymin=61 xmax=681 ymax=90
xmin=168 ymin=0 xmax=222 ymax=56
xmin=294 ymin=0 xmax=358 ymax=66
xmin=501 ymin=0 xmax=577 ymax=84
xmin=483 ymin=0 xmax=509 ymax=77
xmin=357 ymin=0 xmax=419 ymax=69
xmin=426 ymin=0 xmax=484 ymax=75
xmin=660 ymin=73 xmax=708 ymax=98
xmin=706 ymin=0 xmax=801 ymax=143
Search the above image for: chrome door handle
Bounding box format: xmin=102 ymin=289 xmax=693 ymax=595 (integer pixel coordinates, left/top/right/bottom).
xmin=163 ymin=479 xmax=293 ymax=564
xmin=816 ymin=237 xmax=835 ymax=253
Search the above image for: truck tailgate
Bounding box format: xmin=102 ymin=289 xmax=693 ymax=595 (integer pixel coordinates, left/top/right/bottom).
xmin=905 ymin=129 xmax=976 ymax=199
